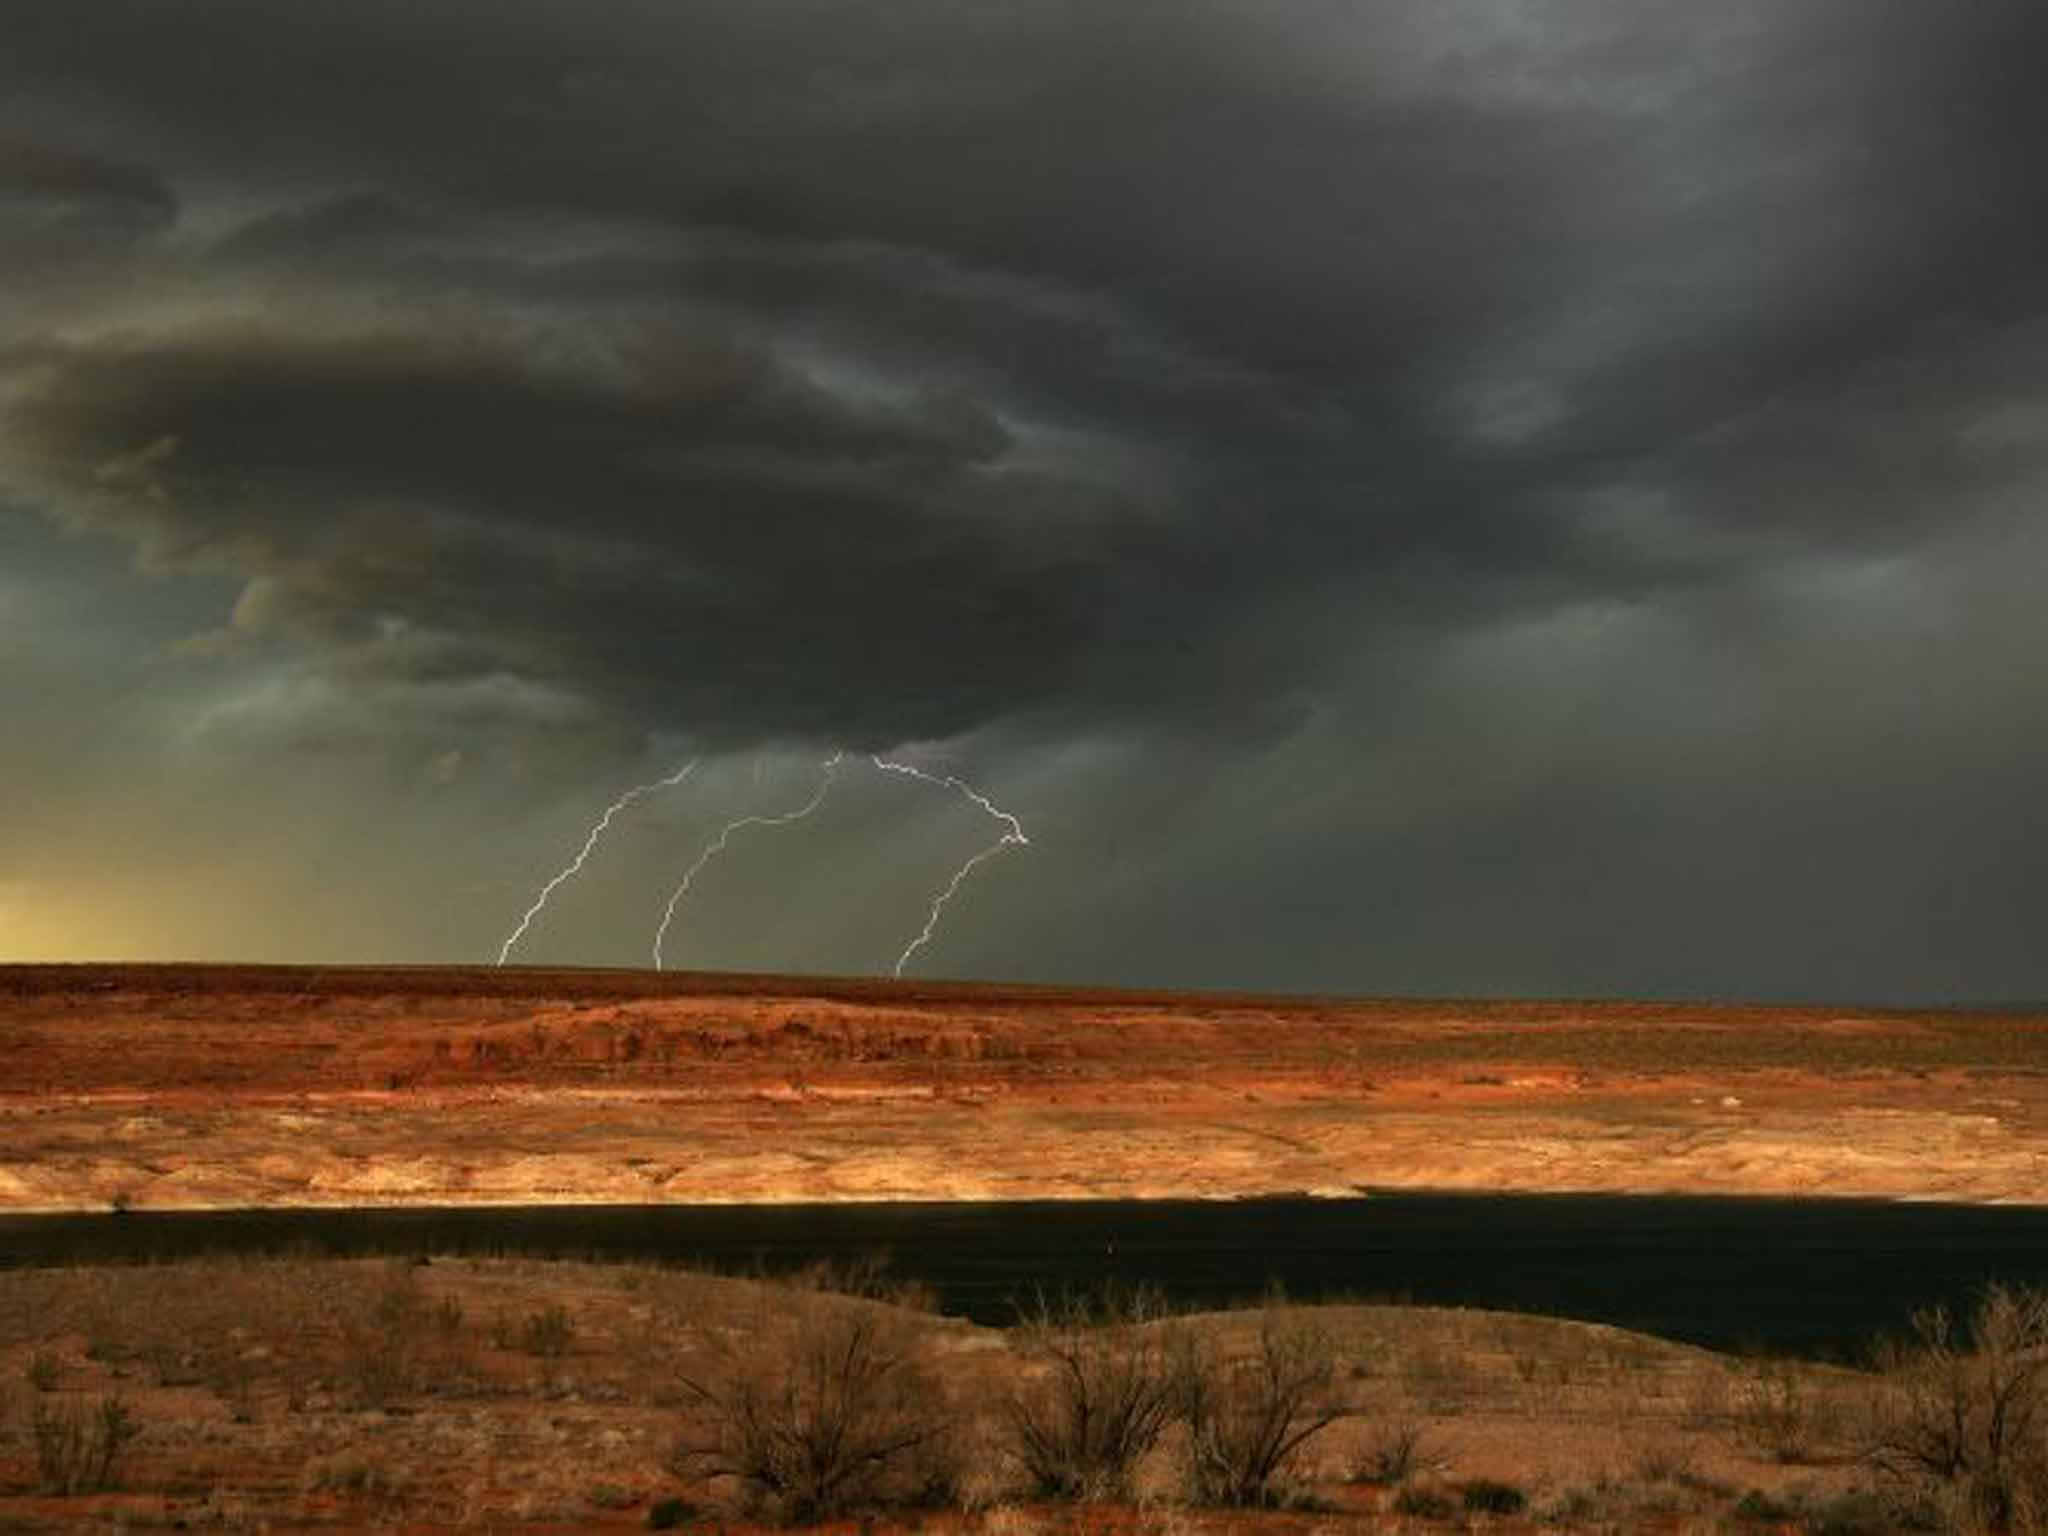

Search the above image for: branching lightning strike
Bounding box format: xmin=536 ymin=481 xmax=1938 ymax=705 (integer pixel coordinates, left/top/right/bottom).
xmin=651 ymin=750 xmax=845 ymax=971
xmin=871 ymin=755 xmax=1029 ymax=977
xmin=496 ymin=760 xmax=699 ymax=966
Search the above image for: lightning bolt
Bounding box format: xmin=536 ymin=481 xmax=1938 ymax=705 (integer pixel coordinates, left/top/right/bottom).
xmin=871 ymin=754 xmax=1029 ymax=978
xmin=652 ymin=750 xmax=845 ymax=971
xmin=497 ymin=760 xmax=699 ymax=966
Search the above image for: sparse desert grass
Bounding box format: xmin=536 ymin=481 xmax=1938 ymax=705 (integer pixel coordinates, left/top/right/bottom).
xmin=30 ymin=1394 xmax=139 ymax=1494
xmin=302 ymin=1448 xmax=404 ymax=1499
xmin=3 ymin=1251 xmax=482 ymax=1412
xmin=1631 ymin=1433 xmax=1701 ymax=1484
xmin=0 ymin=1253 xmax=2007 ymax=1531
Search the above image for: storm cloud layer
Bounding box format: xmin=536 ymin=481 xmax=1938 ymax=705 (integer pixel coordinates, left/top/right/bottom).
xmin=3 ymin=1 xmax=2045 ymax=998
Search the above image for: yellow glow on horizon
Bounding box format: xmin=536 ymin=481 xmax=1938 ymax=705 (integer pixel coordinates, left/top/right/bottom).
xmin=0 ymin=880 xmax=111 ymax=961
xmin=0 ymin=876 xmax=246 ymax=964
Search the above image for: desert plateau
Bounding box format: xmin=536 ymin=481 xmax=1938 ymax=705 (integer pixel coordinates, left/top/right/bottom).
xmin=2 ymin=964 xmax=2045 ymax=1213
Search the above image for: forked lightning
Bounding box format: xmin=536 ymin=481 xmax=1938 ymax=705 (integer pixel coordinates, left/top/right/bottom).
xmin=871 ymin=754 xmax=1030 ymax=976
xmin=495 ymin=760 xmax=699 ymax=965
xmin=651 ymin=750 xmax=845 ymax=970
xmin=505 ymin=749 xmax=1027 ymax=978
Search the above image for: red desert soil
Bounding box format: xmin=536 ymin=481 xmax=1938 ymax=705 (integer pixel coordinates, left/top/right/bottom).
xmin=0 ymin=1254 xmax=1884 ymax=1532
xmin=2 ymin=963 xmax=2045 ymax=1211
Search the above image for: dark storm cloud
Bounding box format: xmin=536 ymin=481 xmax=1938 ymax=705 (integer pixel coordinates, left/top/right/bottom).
xmin=3 ymin=315 xmax=1125 ymax=746
xmin=3 ymin=0 xmax=2046 ymax=992
xmin=4 ymin=0 xmax=2044 ymax=725
xmin=0 ymin=137 xmax=173 ymax=223
xmin=0 ymin=133 xmax=175 ymax=280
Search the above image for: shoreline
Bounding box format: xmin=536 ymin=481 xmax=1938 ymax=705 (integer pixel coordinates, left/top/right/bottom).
xmin=8 ymin=1183 xmax=2048 ymax=1220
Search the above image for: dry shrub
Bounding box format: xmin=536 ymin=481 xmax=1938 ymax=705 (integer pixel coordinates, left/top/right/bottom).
xmin=339 ymin=1262 xmax=430 ymax=1407
xmin=1460 ymin=1477 xmax=1527 ymax=1514
xmin=1002 ymin=1285 xmax=1179 ymax=1501
xmin=646 ymin=1494 xmax=694 ymax=1529
xmin=327 ymin=1259 xmax=480 ymax=1408
xmin=1633 ymin=1435 xmax=1700 ymax=1484
xmin=1731 ymin=1358 xmax=1828 ymax=1464
xmin=1351 ymin=1419 xmax=1452 ymax=1485
xmin=31 ymin=1395 xmax=140 ymax=1494
xmin=1391 ymin=1482 xmax=1455 ymax=1519
xmin=1804 ymin=1487 xmax=1896 ymax=1536
xmin=674 ymin=1290 xmax=955 ymax=1523
xmin=519 ymin=1303 xmax=574 ymax=1357
xmin=1729 ymin=1486 xmax=1799 ymax=1524
xmin=1538 ymin=1482 xmax=1608 ymax=1525
xmin=1542 ymin=1471 xmax=1706 ymax=1528
xmin=1864 ymin=1284 xmax=2048 ymax=1534
xmin=1172 ymin=1303 xmax=1345 ymax=1506
xmin=301 ymin=1448 xmax=412 ymax=1520
xmin=24 ymin=1350 xmax=59 ymax=1392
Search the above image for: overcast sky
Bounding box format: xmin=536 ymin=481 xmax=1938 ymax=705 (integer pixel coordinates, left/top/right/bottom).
xmin=3 ymin=1 xmax=2044 ymax=1001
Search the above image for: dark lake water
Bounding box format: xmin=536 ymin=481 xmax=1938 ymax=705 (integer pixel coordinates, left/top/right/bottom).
xmin=6 ymin=1192 xmax=2048 ymax=1358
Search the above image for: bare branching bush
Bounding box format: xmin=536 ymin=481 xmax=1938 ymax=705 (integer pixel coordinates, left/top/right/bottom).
xmin=1864 ymin=1284 xmax=2048 ymax=1534
xmin=1002 ymin=1286 xmax=1180 ymax=1501
xmin=32 ymin=1395 xmax=140 ymax=1494
xmin=1731 ymin=1359 xmax=1824 ymax=1463
xmin=674 ymin=1292 xmax=954 ymax=1523
xmin=1172 ymin=1304 xmax=1345 ymax=1506
xmin=1350 ymin=1419 xmax=1452 ymax=1486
